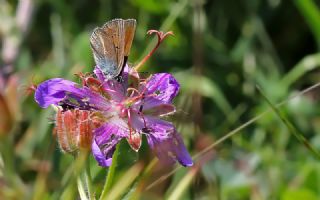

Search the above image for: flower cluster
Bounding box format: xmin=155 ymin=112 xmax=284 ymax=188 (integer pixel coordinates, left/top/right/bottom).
xmin=34 ymin=65 xmax=193 ymax=167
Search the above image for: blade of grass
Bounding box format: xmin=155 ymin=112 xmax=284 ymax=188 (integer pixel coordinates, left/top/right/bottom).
xmin=167 ymin=167 xmax=198 ymax=200
xmin=126 ymin=159 xmax=157 ymax=200
xmin=60 ymin=182 xmax=77 ymax=200
xmin=32 ymin=168 xmax=48 ymax=200
xmin=106 ymin=163 xmax=143 ymax=200
xmin=85 ymin=162 xmax=94 ymax=200
xmin=281 ymin=53 xmax=320 ymax=88
xmin=77 ymin=176 xmax=88 ymax=200
xmin=99 ymin=144 xmax=120 ymax=200
xmin=60 ymin=150 xmax=90 ymax=199
xmin=77 ymin=150 xmax=94 ymax=200
xmin=295 ymin=0 xmax=320 ymax=48
xmin=256 ymin=85 xmax=320 ymax=159
xmin=0 ymin=136 xmax=15 ymax=183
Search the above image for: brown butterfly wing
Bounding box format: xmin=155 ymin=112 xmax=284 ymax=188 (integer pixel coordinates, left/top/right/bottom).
xmin=90 ymin=19 xmax=124 ymax=78
xmin=90 ymin=19 xmax=136 ymax=79
xmin=123 ymin=19 xmax=136 ymax=57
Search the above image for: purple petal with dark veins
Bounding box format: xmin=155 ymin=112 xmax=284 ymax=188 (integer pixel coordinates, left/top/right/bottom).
xmin=93 ymin=121 xmax=128 ymax=167
xmin=145 ymin=73 xmax=180 ymax=103
xmin=79 ymin=87 xmax=111 ymax=110
xmin=35 ymin=78 xmax=81 ymax=108
xmin=94 ymin=65 xmax=127 ymax=102
xmin=94 ymin=65 xmax=141 ymax=103
xmin=34 ymin=78 xmax=110 ymax=110
xmin=129 ymin=111 xmax=144 ymax=131
xmin=143 ymin=103 xmax=176 ymax=116
xmin=101 ymin=80 xmax=126 ymax=102
xmin=144 ymin=117 xmax=193 ymax=167
xmin=134 ymin=96 xmax=176 ymax=116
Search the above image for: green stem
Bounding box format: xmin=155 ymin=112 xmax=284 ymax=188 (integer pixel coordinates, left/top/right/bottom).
xmin=99 ymin=144 xmax=120 ymax=200
xmin=85 ymin=162 xmax=94 ymax=200
xmin=127 ymin=159 xmax=157 ymax=200
xmin=77 ymin=176 xmax=88 ymax=200
xmin=77 ymin=150 xmax=94 ymax=200
xmin=0 ymin=136 xmax=15 ymax=183
xmin=295 ymin=0 xmax=320 ymax=48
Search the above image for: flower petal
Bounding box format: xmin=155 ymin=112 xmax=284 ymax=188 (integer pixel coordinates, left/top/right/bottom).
xmin=35 ymin=78 xmax=79 ymax=108
xmin=145 ymin=73 xmax=180 ymax=103
xmin=94 ymin=65 xmax=141 ymax=103
xmin=92 ymin=139 xmax=113 ymax=167
xmin=93 ymin=66 xmax=106 ymax=82
xmin=93 ymin=120 xmax=128 ymax=167
xmin=144 ymin=117 xmax=193 ymax=167
xmin=35 ymin=78 xmax=110 ymax=110
xmin=143 ymin=101 xmax=176 ymax=116
xmin=95 ymin=66 xmax=127 ymax=102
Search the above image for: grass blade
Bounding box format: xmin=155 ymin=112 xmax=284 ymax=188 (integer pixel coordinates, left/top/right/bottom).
xmin=167 ymin=167 xmax=198 ymax=200
xmin=281 ymin=53 xmax=320 ymax=87
xmin=295 ymin=0 xmax=320 ymax=48
xmin=99 ymin=144 xmax=120 ymax=200
xmin=256 ymin=85 xmax=320 ymax=159
xmin=106 ymin=163 xmax=143 ymax=200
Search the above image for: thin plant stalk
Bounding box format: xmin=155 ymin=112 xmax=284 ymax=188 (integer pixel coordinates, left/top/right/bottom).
xmin=99 ymin=144 xmax=120 ymax=200
xmin=77 ymin=151 xmax=94 ymax=200
xmin=256 ymin=85 xmax=320 ymax=159
xmin=60 ymin=149 xmax=90 ymax=199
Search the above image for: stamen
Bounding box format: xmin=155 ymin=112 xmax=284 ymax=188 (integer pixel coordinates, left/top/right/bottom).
xmin=127 ymin=109 xmax=132 ymax=140
xmin=127 ymin=88 xmax=140 ymax=97
xmin=140 ymin=111 xmax=147 ymax=128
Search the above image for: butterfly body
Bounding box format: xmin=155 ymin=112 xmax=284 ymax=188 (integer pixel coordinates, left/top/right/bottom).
xmin=90 ymin=18 xmax=136 ymax=80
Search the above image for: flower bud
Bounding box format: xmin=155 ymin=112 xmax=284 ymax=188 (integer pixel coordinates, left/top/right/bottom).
xmin=127 ymin=131 xmax=142 ymax=152
xmin=54 ymin=108 xmax=101 ymax=153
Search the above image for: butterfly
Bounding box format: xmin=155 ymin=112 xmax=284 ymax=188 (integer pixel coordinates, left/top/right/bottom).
xmin=90 ymin=18 xmax=136 ymax=80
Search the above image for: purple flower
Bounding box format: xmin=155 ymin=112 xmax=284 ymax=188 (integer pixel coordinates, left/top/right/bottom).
xmin=34 ymin=66 xmax=193 ymax=167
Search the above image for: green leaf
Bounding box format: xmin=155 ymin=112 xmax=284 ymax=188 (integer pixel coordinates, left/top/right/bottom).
xmin=282 ymin=188 xmax=318 ymax=200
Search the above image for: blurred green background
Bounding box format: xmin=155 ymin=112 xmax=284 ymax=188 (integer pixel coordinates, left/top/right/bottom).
xmin=1 ymin=0 xmax=320 ymax=199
